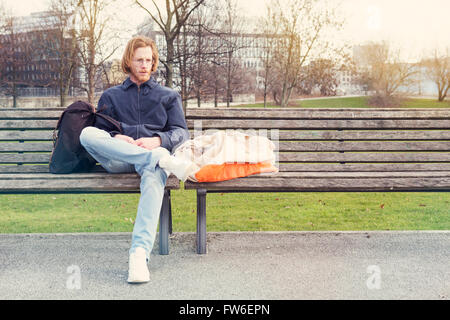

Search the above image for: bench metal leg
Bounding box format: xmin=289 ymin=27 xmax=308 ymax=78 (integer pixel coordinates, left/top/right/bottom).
xmin=168 ymin=190 xmax=173 ymax=235
xmin=196 ymin=189 xmax=207 ymax=254
xmin=159 ymin=189 xmax=170 ymax=255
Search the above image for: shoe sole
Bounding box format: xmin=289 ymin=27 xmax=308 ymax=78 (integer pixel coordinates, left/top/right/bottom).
xmin=127 ymin=278 xmax=150 ymax=284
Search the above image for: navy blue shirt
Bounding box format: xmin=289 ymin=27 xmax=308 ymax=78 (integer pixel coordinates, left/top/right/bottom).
xmin=97 ymin=77 xmax=189 ymax=152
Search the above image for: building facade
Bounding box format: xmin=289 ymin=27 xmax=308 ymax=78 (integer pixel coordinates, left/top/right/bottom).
xmin=0 ymin=11 xmax=79 ymax=98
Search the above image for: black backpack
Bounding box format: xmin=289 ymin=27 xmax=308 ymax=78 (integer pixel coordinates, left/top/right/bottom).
xmin=49 ymin=100 xmax=122 ymax=174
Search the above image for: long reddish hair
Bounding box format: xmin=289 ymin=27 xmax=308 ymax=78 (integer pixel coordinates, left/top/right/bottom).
xmin=121 ymin=35 xmax=159 ymax=74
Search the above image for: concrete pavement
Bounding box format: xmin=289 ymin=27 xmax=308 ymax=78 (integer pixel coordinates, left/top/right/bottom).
xmin=0 ymin=231 xmax=448 ymax=300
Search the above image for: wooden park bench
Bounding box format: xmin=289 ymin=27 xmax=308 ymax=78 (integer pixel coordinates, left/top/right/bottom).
xmin=1 ymin=107 xmax=449 ymax=256
xmin=0 ymin=108 xmax=178 ymax=255
xmin=184 ymin=107 xmax=450 ymax=254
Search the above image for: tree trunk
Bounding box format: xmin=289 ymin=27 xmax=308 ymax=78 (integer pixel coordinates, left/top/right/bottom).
xmin=280 ymin=82 xmax=288 ymax=107
xmin=213 ymin=61 xmax=218 ymax=108
xmin=226 ymin=51 xmax=232 ymax=107
xmin=438 ymin=84 xmax=444 ymax=102
xmin=12 ymin=83 xmax=17 ymax=108
xmin=165 ymin=38 xmax=174 ymax=88
xmin=60 ymin=85 xmax=65 ymax=108
xmin=263 ymin=67 xmax=269 ymax=108
xmin=87 ymin=34 xmax=96 ymax=104
xmin=87 ymin=66 xmax=95 ymax=104
xmin=180 ymin=27 xmax=188 ymax=115
xmin=59 ymin=62 xmax=67 ymax=108
xmin=438 ymin=85 xmax=449 ymax=102
xmin=196 ymin=23 xmax=202 ymax=108
xmin=263 ymin=91 xmax=267 ymax=108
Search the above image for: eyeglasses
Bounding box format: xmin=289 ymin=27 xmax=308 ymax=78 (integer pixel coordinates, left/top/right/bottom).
xmin=132 ymin=59 xmax=153 ymax=66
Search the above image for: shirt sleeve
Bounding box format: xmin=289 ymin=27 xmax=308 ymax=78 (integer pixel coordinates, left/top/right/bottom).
xmin=153 ymin=92 xmax=190 ymax=152
xmin=96 ymin=92 xmax=121 ymax=137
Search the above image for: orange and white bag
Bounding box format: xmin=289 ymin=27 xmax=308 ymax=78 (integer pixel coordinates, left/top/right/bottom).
xmin=173 ymin=130 xmax=278 ymax=182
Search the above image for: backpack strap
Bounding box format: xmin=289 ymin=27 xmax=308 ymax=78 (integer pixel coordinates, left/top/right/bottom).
xmin=95 ymin=111 xmax=123 ymax=134
xmin=52 ymin=110 xmax=66 ymax=147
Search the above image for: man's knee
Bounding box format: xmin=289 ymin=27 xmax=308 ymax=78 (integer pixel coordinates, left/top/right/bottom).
xmin=79 ymin=126 xmax=108 ymax=147
xmin=79 ymin=126 xmax=94 ymax=146
xmin=141 ymin=166 xmax=167 ymax=186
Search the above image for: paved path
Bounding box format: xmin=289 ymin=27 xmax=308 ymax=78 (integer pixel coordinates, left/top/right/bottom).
xmin=0 ymin=231 xmax=448 ymax=300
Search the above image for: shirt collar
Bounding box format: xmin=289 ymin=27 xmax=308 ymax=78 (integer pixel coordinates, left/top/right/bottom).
xmin=122 ymin=77 xmax=158 ymax=90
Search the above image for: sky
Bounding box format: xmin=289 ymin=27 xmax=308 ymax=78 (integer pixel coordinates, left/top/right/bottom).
xmin=2 ymin=0 xmax=450 ymax=62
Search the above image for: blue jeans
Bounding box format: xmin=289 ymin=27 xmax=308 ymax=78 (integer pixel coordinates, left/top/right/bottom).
xmin=79 ymin=127 xmax=168 ymax=260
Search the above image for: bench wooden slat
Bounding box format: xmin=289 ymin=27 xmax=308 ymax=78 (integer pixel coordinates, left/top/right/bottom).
xmin=249 ymin=171 xmax=450 ymax=178
xmin=278 ymin=141 xmax=450 ymax=152
xmin=1 ymin=130 xmax=448 ymax=142
xmin=184 ymin=176 xmax=450 ymax=192
xmin=189 ymin=130 xmax=450 ymax=141
xmin=276 ymin=130 xmax=450 ymax=141
xmin=0 ymin=165 xmax=178 ymax=180
xmin=0 ymin=120 xmax=57 ymax=129
xmin=278 ymin=163 xmax=450 ymax=172
xmin=0 ymin=142 xmax=53 ymax=152
xmin=2 ymin=152 xmax=449 ymax=164
xmin=3 ymin=108 xmax=449 ymax=120
xmin=4 ymin=141 xmax=448 ymax=153
xmin=0 ymin=164 xmax=109 ymax=173
xmin=0 ymin=174 xmax=180 ymax=193
xmin=0 ymin=173 xmax=141 ymax=179
xmin=0 ymin=154 xmax=50 ymax=163
xmin=279 ymin=152 xmax=450 ymax=162
xmin=187 ymin=119 xmax=450 ymax=130
xmin=0 ymin=165 xmax=50 ymax=173
xmin=2 ymin=163 xmax=450 ymax=174
xmin=0 ymin=109 xmax=63 ymax=119
xmin=1 ymin=129 xmax=448 ymax=143
xmin=186 ymin=108 xmax=450 ymax=119
xmin=0 ymin=130 xmax=54 ymax=140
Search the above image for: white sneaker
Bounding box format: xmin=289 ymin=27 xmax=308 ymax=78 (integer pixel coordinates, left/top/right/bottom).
xmin=158 ymin=154 xmax=200 ymax=182
xmin=127 ymin=247 xmax=150 ymax=283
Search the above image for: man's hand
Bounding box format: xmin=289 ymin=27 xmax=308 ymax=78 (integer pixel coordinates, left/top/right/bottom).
xmin=114 ymin=134 xmax=137 ymax=145
xmin=135 ymin=137 xmax=162 ymax=150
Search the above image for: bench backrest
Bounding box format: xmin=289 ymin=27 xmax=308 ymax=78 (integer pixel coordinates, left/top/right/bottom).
xmin=0 ymin=108 xmax=62 ymax=174
xmin=0 ymin=108 xmax=182 ymax=193
xmin=185 ymin=108 xmax=450 ymax=173
xmin=2 ymin=107 xmax=449 ymax=174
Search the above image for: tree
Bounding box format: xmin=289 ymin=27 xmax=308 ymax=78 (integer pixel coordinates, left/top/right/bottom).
xmin=220 ymin=0 xmax=244 ymax=107
xmin=356 ymin=41 xmax=417 ymax=106
xmin=258 ymin=6 xmax=279 ymax=108
xmin=193 ymin=0 xmax=251 ymax=108
xmin=101 ymin=59 xmax=127 ymax=88
xmin=181 ymin=0 xmax=221 ymax=108
xmin=307 ymin=58 xmax=339 ymax=96
xmin=262 ymin=0 xmax=344 ymax=107
xmin=76 ymin=0 xmax=120 ymax=103
xmin=44 ymin=0 xmax=79 ymax=107
xmin=422 ymin=49 xmax=450 ymax=102
xmin=135 ymin=0 xmax=205 ymax=89
xmin=0 ymin=7 xmax=35 ymax=107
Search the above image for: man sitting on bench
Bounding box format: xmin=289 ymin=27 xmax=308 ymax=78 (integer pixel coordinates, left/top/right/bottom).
xmin=80 ymin=35 xmax=197 ymax=284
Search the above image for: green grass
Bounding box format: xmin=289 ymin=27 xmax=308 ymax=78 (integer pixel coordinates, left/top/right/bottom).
xmin=299 ymin=96 xmax=371 ymax=108
xmin=234 ymin=96 xmax=450 ymax=108
xmin=0 ymin=188 xmax=448 ymax=233
xmin=398 ymin=98 xmax=450 ymax=108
